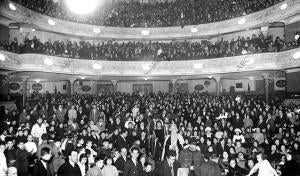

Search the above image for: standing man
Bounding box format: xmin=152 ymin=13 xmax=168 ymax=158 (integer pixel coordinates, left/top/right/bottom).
xmin=155 ymin=150 xmax=180 ymax=176
xmin=56 ymin=104 xmax=67 ymax=124
xmin=32 ymin=147 xmax=53 ymax=176
xmin=57 ymin=150 xmax=82 ymax=176
xmin=116 ymin=129 xmax=129 ymax=151
xmin=124 ymin=147 xmax=143 ymax=176
xmin=115 ymin=147 xmax=128 ymax=176
xmin=14 ymin=139 xmax=33 ymax=176
xmin=89 ymin=105 xmax=100 ymax=123
xmin=178 ymin=138 xmax=204 ymax=176
xmin=68 ymin=105 xmax=77 ymax=123
xmin=31 ymin=117 xmax=47 ymax=145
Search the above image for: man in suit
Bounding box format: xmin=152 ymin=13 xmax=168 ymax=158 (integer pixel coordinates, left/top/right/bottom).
xmin=89 ymin=105 xmax=100 ymax=123
xmin=199 ymin=154 xmax=222 ymax=176
xmin=86 ymin=155 xmax=106 ymax=176
xmin=155 ymin=150 xmax=180 ymax=176
xmin=116 ymin=129 xmax=129 ymax=151
xmin=14 ymin=138 xmax=33 ymax=176
xmin=57 ymin=150 xmax=82 ymax=176
xmin=33 ymin=147 xmax=53 ymax=176
xmin=124 ymin=147 xmax=143 ymax=176
xmin=56 ymin=105 xmax=67 ymax=124
xmin=115 ymin=147 xmax=128 ymax=176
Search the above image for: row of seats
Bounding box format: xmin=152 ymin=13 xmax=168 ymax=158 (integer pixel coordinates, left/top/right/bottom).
xmin=11 ymin=0 xmax=284 ymax=27
xmin=1 ymin=34 xmax=299 ymax=61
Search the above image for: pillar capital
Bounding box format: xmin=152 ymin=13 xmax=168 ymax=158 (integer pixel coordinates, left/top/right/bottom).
xmin=69 ymin=78 xmax=77 ymax=83
xmin=262 ymin=73 xmax=270 ymax=79
xmin=111 ymin=80 xmax=118 ymax=86
xmin=170 ymin=79 xmax=178 ymax=85
xmin=214 ymin=76 xmax=221 ymax=82
xmin=21 ymin=76 xmax=29 ymax=82
xmin=111 ymin=80 xmax=118 ymax=92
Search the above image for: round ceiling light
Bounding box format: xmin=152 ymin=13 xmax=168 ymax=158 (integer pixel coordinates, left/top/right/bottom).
xmin=0 ymin=53 xmax=6 ymax=61
xmin=293 ymin=52 xmax=300 ymax=60
xmin=238 ymin=18 xmax=246 ymax=25
xmin=66 ymin=0 xmax=99 ymax=15
xmin=48 ymin=19 xmax=56 ymax=26
xmin=280 ymin=3 xmax=288 ymax=10
xmin=141 ymin=30 xmax=150 ymax=36
xmin=193 ymin=63 xmax=203 ymax=69
xmin=93 ymin=28 xmax=101 ymax=34
xmin=191 ymin=27 xmax=198 ymax=33
xmin=92 ymin=63 xmax=102 ymax=69
xmin=44 ymin=58 xmax=53 ymax=65
xmin=9 ymin=3 xmax=16 ymax=11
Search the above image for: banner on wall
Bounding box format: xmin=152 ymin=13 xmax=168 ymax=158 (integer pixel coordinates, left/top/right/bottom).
xmin=274 ymin=78 xmax=286 ymax=91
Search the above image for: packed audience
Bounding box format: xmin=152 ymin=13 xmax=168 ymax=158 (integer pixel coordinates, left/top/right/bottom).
xmin=1 ymin=33 xmax=300 ymax=61
xmin=11 ymin=0 xmax=284 ymax=27
xmin=0 ymin=91 xmax=300 ymax=176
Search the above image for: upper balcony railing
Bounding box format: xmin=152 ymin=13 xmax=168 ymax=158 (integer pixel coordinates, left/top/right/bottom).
xmin=1 ymin=48 xmax=300 ymax=77
xmin=1 ymin=0 xmax=300 ymax=39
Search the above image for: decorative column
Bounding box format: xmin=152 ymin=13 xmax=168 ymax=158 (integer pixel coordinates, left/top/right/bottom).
xmin=69 ymin=78 xmax=76 ymax=95
xmin=21 ymin=76 xmax=29 ymax=107
xmin=262 ymin=73 xmax=270 ymax=104
xmin=214 ymin=76 xmax=221 ymax=96
xmin=111 ymin=80 xmax=118 ymax=92
xmin=171 ymin=79 xmax=178 ymax=93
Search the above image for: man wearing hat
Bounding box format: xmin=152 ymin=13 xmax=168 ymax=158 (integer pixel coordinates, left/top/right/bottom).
xmin=178 ymin=138 xmax=204 ymax=176
xmin=233 ymin=128 xmax=245 ymax=143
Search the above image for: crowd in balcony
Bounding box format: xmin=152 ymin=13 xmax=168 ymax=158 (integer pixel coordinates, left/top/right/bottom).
xmin=1 ymin=33 xmax=300 ymax=61
xmin=11 ymin=0 xmax=284 ymax=27
xmin=1 ymin=91 xmax=300 ymax=176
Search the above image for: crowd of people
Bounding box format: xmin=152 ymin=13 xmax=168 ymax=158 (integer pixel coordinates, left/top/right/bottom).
xmin=0 ymin=91 xmax=300 ymax=176
xmin=1 ymin=33 xmax=300 ymax=61
xmin=11 ymin=0 xmax=284 ymax=27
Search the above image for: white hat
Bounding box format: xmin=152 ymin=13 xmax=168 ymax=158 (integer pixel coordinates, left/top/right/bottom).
xmin=205 ymin=127 xmax=212 ymax=132
xmin=234 ymin=128 xmax=242 ymax=133
xmin=124 ymin=120 xmax=135 ymax=129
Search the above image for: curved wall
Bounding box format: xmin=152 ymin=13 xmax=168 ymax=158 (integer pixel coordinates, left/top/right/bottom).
xmin=1 ymin=49 xmax=300 ymax=77
xmin=0 ymin=0 xmax=299 ymax=39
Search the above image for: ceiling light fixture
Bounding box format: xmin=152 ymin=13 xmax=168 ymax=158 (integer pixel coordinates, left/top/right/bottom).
xmin=66 ymin=0 xmax=98 ymax=15
xmin=238 ymin=18 xmax=246 ymax=25
xmin=48 ymin=19 xmax=56 ymax=26
xmin=92 ymin=63 xmax=102 ymax=69
xmin=280 ymin=3 xmax=288 ymax=10
xmin=193 ymin=63 xmax=203 ymax=69
xmin=0 ymin=53 xmax=6 ymax=61
xmin=142 ymin=64 xmax=151 ymax=71
xmin=93 ymin=28 xmax=101 ymax=34
xmin=44 ymin=58 xmax=53 ymax=65
xmin=141 ymin=30 xmax=150 ymax=36
xmin=191 ymin=27 xmax=198 ymax=33
xmin=9 ymin=3 xmax=16 ymax=11
xmin=293 ymin=52 xmax=300 ymax=60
